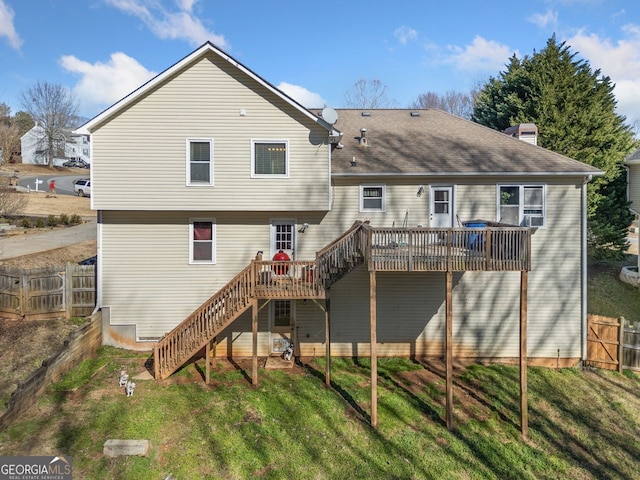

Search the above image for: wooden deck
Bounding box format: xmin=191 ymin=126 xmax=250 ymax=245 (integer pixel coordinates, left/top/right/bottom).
xmin=154 ymin=222 xmax=532 ymax=380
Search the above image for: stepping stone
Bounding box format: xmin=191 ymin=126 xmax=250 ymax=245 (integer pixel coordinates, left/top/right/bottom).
xmin=104 ymin=439 xmax=150 ymax=457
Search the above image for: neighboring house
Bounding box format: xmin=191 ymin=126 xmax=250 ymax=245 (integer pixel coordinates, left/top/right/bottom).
xmin=20 ymin=125 xmax=90 ymax=166
xmin=76 ymin=42 xmax=601 ymax=375
xmin=625 ymin=148 xmax=640 ymax=272
xmin=626 ymin=148 xmax=640 ymax=217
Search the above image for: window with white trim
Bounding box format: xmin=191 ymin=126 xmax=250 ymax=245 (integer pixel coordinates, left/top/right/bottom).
xmin=498 ymin=185 xmax=545 ymax=227
xmin=252 ymin=140 xmax=288 ymax=177
xmin=360 ymin=185 xmax=386 ymax=212
xmin=186 ymin=139 xmax=213 ymax=185
xmin=190 ymin=219 xmax=216 ymax=264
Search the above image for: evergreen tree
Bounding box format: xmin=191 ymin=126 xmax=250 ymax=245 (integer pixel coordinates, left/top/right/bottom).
xmin=472 ymin=35 xmax=636 ymax=258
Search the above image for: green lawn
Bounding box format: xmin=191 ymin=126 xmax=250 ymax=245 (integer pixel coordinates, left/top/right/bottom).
xmin=1 ymin=257 xmax=639 ymax=479
xmin=1 ymin=349 xmax=638 ymax=480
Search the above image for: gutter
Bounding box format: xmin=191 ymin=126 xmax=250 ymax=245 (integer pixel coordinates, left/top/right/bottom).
xmin=330 ymin=171 xmax=604 ymax=177
xmin=581 ymin=174 xmax=592 ymax=363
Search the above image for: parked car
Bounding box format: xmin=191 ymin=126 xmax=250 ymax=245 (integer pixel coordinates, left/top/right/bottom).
xmin=63 ymin=159 xmax=90 ymax=168
xmin=74 ymin=179 xmax=91 ymax=197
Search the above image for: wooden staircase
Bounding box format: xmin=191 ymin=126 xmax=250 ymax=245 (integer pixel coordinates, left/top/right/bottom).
xmin=154 ymin=221 xmax=367 ymax=379
xmin=153 ymin=220 xmax=531 ymax=379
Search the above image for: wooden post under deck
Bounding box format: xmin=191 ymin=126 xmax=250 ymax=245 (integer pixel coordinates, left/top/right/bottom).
xmin=205 ymin=340 xmax=211 ymax=385
xmin=520 ymin=270 xmax=528 ymax=437
xmin=445 ymin=270 xmax=453 ymax=430
xmin=370 ymin=270 xmax=378 ymax=428
xmin=252 ymin=298 xmax=259 ymax=386
xmin=325 ymin=295 xmax=331 ymax=386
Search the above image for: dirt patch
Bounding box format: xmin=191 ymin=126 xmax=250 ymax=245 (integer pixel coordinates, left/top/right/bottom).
xmin=0 ymin=164 xmax=97 ymax=414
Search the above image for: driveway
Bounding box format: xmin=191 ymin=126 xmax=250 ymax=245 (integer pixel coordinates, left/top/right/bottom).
xmin=0 ymin=219 xmax=96 ymax=259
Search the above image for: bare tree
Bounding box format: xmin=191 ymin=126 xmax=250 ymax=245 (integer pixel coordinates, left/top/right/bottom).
xmin=19 ymin=82 xmax=79 ymax=169
xmin=0 ymin=187 xmax=26 ymax=217
xmin=343 ymin=79 xmax=397 ymax=109
xmin=411 ymin=89 xmax=479 ymax=119
xmin=0 ymin=104 xmax=20 ymax=165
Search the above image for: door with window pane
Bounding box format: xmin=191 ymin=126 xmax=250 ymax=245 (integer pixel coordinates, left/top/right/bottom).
xmin=270 ymin=300 xmax=294 ymax=354
xmin=270 ymin=220 xmax=295 ymax=260
xmin=429 ymin=186 xmax=454 ymax=228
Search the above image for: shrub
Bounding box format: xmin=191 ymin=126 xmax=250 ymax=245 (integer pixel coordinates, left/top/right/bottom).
xmin=20 ymin=217 xmax=31 ymax=228
xmin=59 ymin=213 xmax=70 ymax=225
xmin=47 ymin=214 xmax=58 ymax=227
xmin=70 ymin=214 xmax=82 ymax=225
xmin=35 ymin=217 xmax=45 ymax=228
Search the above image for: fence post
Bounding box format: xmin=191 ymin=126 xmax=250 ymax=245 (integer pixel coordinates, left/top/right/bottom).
xmin=65 ymin=262 xmax=73 ymax=319
xmin=618 ymin=316 xmax=625 ymax=374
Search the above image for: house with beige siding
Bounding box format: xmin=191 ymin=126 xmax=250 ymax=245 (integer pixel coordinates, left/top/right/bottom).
xmin=77 ymin=42 xmax=602 ymax=378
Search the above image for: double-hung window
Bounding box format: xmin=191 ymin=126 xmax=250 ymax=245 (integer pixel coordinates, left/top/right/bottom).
xmin=360 ymin=185 xmax=386 ymax=212
xmin=190 ymin=219 xmax=216 ymax=264
xmin=187 ymin=139 xmax=213 ymax=185
xmin=252 ymin=140 xmax=288 ymax=177
xmin=498 ymin=185 xmax=545 ymax=227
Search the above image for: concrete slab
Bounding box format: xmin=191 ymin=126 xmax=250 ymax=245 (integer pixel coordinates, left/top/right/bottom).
xmin=103 ymin=439 xmax=150 ymax=457
xmin=264 ymin=356 xmax=293 ymax=370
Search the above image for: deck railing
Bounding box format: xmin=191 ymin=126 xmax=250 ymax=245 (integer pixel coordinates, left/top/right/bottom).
xmin=316 ymin=221 xmax=368 ymax=288
xmin=253 ymin=261 xmax=325 ymax=299
xmin=154 ymin=222 xmax=531 ymax=379
xmin=362 ymin=226 xmax=531 ymax=272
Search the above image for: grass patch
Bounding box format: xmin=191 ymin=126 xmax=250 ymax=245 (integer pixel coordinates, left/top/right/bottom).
xmin=1 ymin=351 xmax=638 ymax=479
xmin=588 ymin=257 xmax=640 ymax=322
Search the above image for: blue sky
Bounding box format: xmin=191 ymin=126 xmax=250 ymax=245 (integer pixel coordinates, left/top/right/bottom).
xmin=1 ymin=0 xmax=639 ymax=127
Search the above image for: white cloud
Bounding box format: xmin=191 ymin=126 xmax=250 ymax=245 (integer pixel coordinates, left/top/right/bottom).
xmin=104 ymin=0 xmax=228 ymax=48
xmin=566 ymin=26 xmax=640 ymax=125
xmin=444 ymin=36 xmax=516 ymax=72
xmin=277 ymin=82 xmax=326 ymax=109
xmin=60 ymin=52 xmax=157 ymax=114
xmin=0 ymin=0 xmax=22 ymax=50
xmin=528 ymin=9 xmax=558 ymax=29
xmin=394 ymin=26 xmax=418 ymax=45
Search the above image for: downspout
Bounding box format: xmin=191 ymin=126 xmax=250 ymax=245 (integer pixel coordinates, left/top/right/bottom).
xmin=581 ymin=175 xmax=592 ymax=363
xmin=92 ymin=210 xmax=102 ymax=315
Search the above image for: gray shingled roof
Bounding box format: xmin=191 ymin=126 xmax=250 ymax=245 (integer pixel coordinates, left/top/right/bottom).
xmin=324 ymin=109 xmax=602 ymax=176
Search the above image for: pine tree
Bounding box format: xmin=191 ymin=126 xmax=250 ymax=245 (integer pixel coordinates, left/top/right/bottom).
xmin=472 ymin=36 xmax=636 ymax=258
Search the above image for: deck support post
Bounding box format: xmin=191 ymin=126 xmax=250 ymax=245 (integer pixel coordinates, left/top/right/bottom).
xmin=445 ymin=270 xmax=453 ymax=430
xmin=520 ymin=270 xmax=528 ymax=438
xmin=205 ymin=337 xmax=217 ymax=385
xmin=252 ymin=298 xmax=259 ymax=386
xmin=370 ymin=270 xmax=378 ymax=428
xmin=325 ymin=295 xmax=331 ymax=386
xmin=205 ymin=341 xmax=211 ymax=385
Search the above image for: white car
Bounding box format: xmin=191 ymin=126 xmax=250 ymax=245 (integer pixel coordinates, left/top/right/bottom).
xmin=74 ymin=179 xmax=91 ymax=197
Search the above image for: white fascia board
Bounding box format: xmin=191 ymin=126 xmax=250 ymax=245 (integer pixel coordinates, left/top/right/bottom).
xmin=75 ymin=42 xmax=334 ymax=135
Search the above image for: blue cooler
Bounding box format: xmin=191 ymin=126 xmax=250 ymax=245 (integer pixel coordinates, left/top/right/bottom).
xmin=463 ymin=221 xmax=486 ymax=249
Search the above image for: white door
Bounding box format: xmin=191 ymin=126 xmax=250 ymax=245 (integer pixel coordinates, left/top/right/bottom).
xmin=429 ymin=186 xmax=454 ymax=228
xmin=270 ymin=300 xmax=294 ymax=354
xmin=270 ymin=220 xmax=296 ymax=260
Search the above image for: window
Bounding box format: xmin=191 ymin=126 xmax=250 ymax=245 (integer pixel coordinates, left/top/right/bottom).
xmin=252 ymin=140 xmax=288 ymax=177
xmin=498 ymin=185 xmax=545 ymax=227
xmin=360 ymin=185 xmax=386 ymax=212
xmin=273 ymin=300 xmax=292 ymax=327
xmin=186 ymin=139 xmax=213 ymax=185
xmin=190 ymin=219 xmax=216 ymax=263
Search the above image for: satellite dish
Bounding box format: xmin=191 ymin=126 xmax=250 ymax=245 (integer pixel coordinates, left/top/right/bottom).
xmin=321 ymin=107 xmax=338 ymax=125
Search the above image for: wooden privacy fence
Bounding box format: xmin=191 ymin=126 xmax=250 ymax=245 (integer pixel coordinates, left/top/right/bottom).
xmin=0 ymin=263 xmax=95 ymax=320
xmin=586 ymin=314 xmax=640 ymax=372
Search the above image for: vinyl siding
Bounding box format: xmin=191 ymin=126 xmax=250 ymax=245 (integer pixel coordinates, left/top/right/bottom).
xmin=628 ymin=164 xmax=640 ymax=214
xmin=101 ymin=177 xmax=584 ymax=359
xmin=90 ymin=53 xmax=330 ymax=211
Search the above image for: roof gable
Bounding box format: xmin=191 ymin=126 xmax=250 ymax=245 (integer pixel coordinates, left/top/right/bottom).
xmin=327 ymin=109 xmax=602 ymax=177
xmin=76 ymin=42 xmax=335 ymax=135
